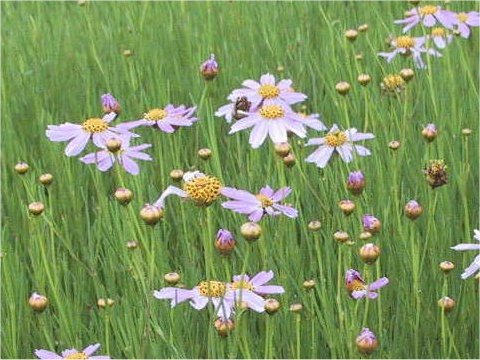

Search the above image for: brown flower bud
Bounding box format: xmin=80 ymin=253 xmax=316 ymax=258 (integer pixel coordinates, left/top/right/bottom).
xmin=283 ymin=153 xmax=296 ymax=168
xmin=338 ymin=199 xmax=356 ymax=215
xmin=39 ymin=173 xmax=53 ymax=186
xmin=106 ymin=138 xmax=122 ymax=152
xmin=334 ymin=231 xmax=349 ymax=243
xmin=198 ymin=148 xmax=212 ymax=160
xmin=404 ymin=200 xmax=423 ymax=220
xmin=265 ymin=298 xmax=281 ymax=314
xmin=115 ymin=188 xmax=133 ymax=205
xmin=28 ymin=202 xmax=45 ymax=216
xmin=439 ymin=261 xmax=455 ymax=274
xmin=358 ymin=24 xmax=369 ymax=32
xmin=345 ymin=29 xmax=358 ymax=41
xmin=289 ymin=303 xmax=303 ymax=313
xmin=357 ymin=74 xmax=371 ymax=86
xmin=336 ymin=81 xmax=351 ymax=95
xmin=274 ymin=142 xmax=291 ymax=157
xmin=240 ymin=222 xmax=262 ymax=242
xmin=303 ymin=279 xmax=316 ymax=290
xmin=308 ymin=220 xmax=322 ymax=231
xmin=399 ymin=68 xmax=415 ymax=82
xmin=214 ymin=317 xmax=235 ymax=337
xmin=359 ymin=243 xmax=381 ymax=264
xmin=388 ymin=140 xmax=401 ymax=150
xmin=438 ymin=296 xmax=455 ymax=312
xmin=29 ymin=292 xmax=48 ymax=312
xmin=170 ymin=169 xmax=184 ymax=181
xmin=139 ymin=205 xmax=163 ymax=225
xmin=164 ymin=272 xmax=181 ymax=285
xmin=15 ymin=162 xmax=29 ymax=174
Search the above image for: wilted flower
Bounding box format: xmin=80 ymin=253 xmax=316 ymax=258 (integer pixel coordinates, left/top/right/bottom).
xmin=424 ymin=159 xmax=448 ymax=188
xmin=453 ymin=11 xmax=480 ymax=38
xmin=215 ymin=229 xmax=236 ymax=255
xmin=345 ymin=269 xmax=389 ymax=299
xmin=80 ymin=136 xmax=152 ymax=175
xmin=46 ymin=112 xmax=136 ymax=157
xmin=200 ymin=54 xmax=219 ymax=80
xmin=101 ymin=93 xmax=121 ymax=114
xmin=347 ymin=171 xmax=366 ymax=195
xmin=119 ymin=105 xmax=197 ymax=133
xmin=356 ymin=328 xmax=379 ymax=354
xmin=450 ymin=229 xmax=480 ymax=279
xmin=381 ymin=74 xmax=406 ymax=93
xmin=221 ymin=186 xmax=297 ymax=222
xmin=35 ymin=343 xmax=109 ymax=359
xmin=393 ymin=6 xmax=456 ymax=32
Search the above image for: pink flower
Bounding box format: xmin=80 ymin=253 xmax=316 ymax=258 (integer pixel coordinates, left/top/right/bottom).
xmin=221 ymin=185 xmax=297 ymax=222
xmin=454 ymin=11 xmax=480 ymax=38
xmin=345 ymin=269 xmax=389 ymax=300
xmin=394 ymin=6 xmax=456 ymax=32
xmin=46 ymin=112 xmax=136 ymax=157
xmin=35 ymin=343 xmax=109 ymax=359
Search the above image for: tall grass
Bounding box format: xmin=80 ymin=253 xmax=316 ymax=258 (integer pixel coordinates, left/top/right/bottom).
xmin=1 ymin=1 xmax=479 ymax=358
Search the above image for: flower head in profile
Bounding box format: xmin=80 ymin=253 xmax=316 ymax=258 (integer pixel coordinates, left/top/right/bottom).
xmin=428 ymin=27 xmax=453 ymax=49
xmin=101 ymin=93 xmax=121 ymax=114
xmin=154 ymin=280 xmax=234 ymax=319
xmin=345 ymin=269 xmax=389 ymax=299
xmin=79 ymin=136 xmax=152 ymax=175
xmin=221 ymin=186 xmax=297 ymax=222
xmin=305 ymin=124 xmax=374 ymax=168
xmin=35 ymin=343 xmax=109 ymax=359
xmin=393 ymin=6 xmax=456 ymax=32
xmin=119 ymin=105 xmax=197 ymax=133
xmin=231 ymin=271 xmax=285 ymax=312
xmin=453 ymin=11 xmax=480 ymax=38
xmin=46 ymin=112 xmax=137 ymax=157
xmin=200 ymin=54 xmax=219 ymax=80
xmin=450 ymin=229 xmax=480 ymax=279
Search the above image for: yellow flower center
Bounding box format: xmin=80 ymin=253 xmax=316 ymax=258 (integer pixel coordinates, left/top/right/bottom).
xmin=259 ymin=105 xmax=285 ymax=120
xmin=427 ymin=160 xmax=447 ymax=176
xmin=431 ymin=27 xmax=446 ymax=37
xmin=258 ymin=84 xmax=280 ymax=99
xmin=198 ymin=281 xmax=227 ymax=297
xmin=419 ymin=5 xmax=438 ymax=16
xmin=231 ymin=279 xmax=254 ymax=291
xmin=144 ymin=108 xmax=166 ymax=121
xmin=346 ymin=279 xmax=367 ymax=292
xmin=81 ymin=118 xmax=109 ymax=133
xmin=183 ymin=175 xmax=222 ymax=207
xmin=65 ymin=352 xmax=88 ymax=360
xmin=382 ymin=74 xmax=405 ymax=92
xmin=456 ymin=12 xmax=468 ymax=23
xmin=255 ymin=194 xmax=274 ymax=208
xmin=324 ymin=131 xmax=348 ymax=147
xmin=395 ymin=36 xmax=415 ymax=49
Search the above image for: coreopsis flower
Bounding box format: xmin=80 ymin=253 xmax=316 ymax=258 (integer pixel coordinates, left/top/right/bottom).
xmin=200 ymin=54 xmax=219 ymax=80
xmin=153 ymin=171 xmax=223 ymax=208
xmin=378 ymin=35 xmax=441 ymax=69
xmin=393 ymin=5 xmax=456 ymax=32
xmin=46 ymin=112 xmax=136 ymax=157
xmin=345 ymin=269 xmax=389 ymax=299
xmin=35 ymin=343 xmax=109 ymax=359
xmin=424 ymin=159 xmax=448 ymax=188
xmin=119 ymin=105 xmax=197 ymax=132
xmin=79 ymin=136 xmax=152 ymax=175
xmin=305 ymin=124 xmax=375 ymax=168
xmin=453 ymin=11 xmax=480 ymax=38
xmin=428 ymin=27 xmax=453 ymax=49
xmin=153 ymin=280 xmax=235 ymax=319
xmin=221 ymin=186 xmax=298 ymax=222
xmin=101 ymin=93 xmax=121 ymax=114
xmin=450 ymin=229 xmax=480 ymax=279
xmin=231 ymin=271 xmax=285 ymax=312
xmin=228 ymin=104 xmax=324 ymax=149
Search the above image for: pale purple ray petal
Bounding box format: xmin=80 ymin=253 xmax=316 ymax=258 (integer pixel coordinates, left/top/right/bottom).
xmin=276 ymin=79 xmax=292 ymax=90
xmin=125 ymin=150 xmax=152 ymax=161
xmin=260 ymin=73 xmax=275 ymax=85
xmin=215 ymin=104 xmax=234 ymax=123
xmin=91 ymin=132 xmax=109 ymax=148
xmin=46 ymin=126 xmax=82 ymax=141
xmin=354 ymin=145 xmax=372 ymax=157
xmin=242 ymin=79 xmax=261 ymax=90
xmin=378 ymin=50 xmax=398 ymax=62
xmin=305 ymin=146 xmax=335 ymax=168
xmin=337 ymin=144 xmax=354 ymax=163
xmin=367 ymin=292 xmax=379 ymax=299
xmin=305 ymin=137 xmax=326 ymax=146
xmin=259 ymin=186 xmax=274 ymax=198
xmin=61 ymin=349 xmax=79 ymax=357
xmin=83 ymin=344 xmax=101 ymax=357
xmin=413 ymin=53 xmax=426 ymax=69
xmin=280 ymin=91 xmax=307 ymax=104
xmin=401 ymin=18 xmax=419 ymax=33
xmin=423 ymin=14 xmax=436 ymax=27
xmin=120 ymin=155 xmax=140 ymax=175
xmin=458 ymin=23 xmax=471 ymax=38
xmin=268 ymin=122 xmax=288 ymax=144
xmin=79 ymin=152 xmax=98 ymax=164
xmin=156 ymin=122 xmax=176 ymax=133
xmin=250 ymin=271 xmax=274 ymax=286
xmin=474 ymin=230 xmax=480 ymax=242
xmin=301 ymin=116 xmax=327 ymax=131
xmin=102 ymin=112 xmax=117 ymax=123
xmin=254 ymin=285 xmax=285 ymax=295
xmin=460 ymin=255 xmax=480 ymax=279
xmin=232 ymin=274 xmax=250 ymax=283
xmin=349 ymin=131 xmax=375 ymax=141
xmin=281 ymin=118 xmax=306 ymax=138
xmin=89 ymin=356 xmax=111 ymax=359
xmin=153 ymin=287 xmax=195 ymax=306
xmin=451 ymin=244 xmax=480 ymax=251
xmin=117 ymin=119 xmax=151 ymax=130
xmin=433 ymin=36 xmax=446 ymax=49
xmin=236 ymin=291 xmax=266 ymax=313
xmin=368 ymin=277 xmax=389 ymax=291
xmin=229 ymin=115 xmax=260 ymax=134
xmin=190 ymin=295 xmax=209 ymax=310
xmin=466 ymin=12 xmax=480 ymax=26
xmin=248 ymin=209 xmax=264 ymax=222
xmin=214 ymin=299 xmax=233 ymax=319
xmin=265 ymin=207 xmax=279 ymax=216
xmin=220 ymin=187 xmax=257 ymax=202
xmin=271 ymin=187 xmax=291 ymax=202
xmin=34 ymin=349 xmax=62 ymax=359
xmin=221 ymin=201 xmax=260 ymax=214
xmin=97 ymin=153 xmax=115 ymax=172
xmin=249 ymin=121 xmax=269 ymax=148
xmin=272 ymin=204 xmax=298 ymax=218
xmin=351 ymin=290 xmax=367 ymax=299
xmin=65 ymin=132 xmax=91 ymax=156
xmin=153 ymin=186 xmax=188 ymax=208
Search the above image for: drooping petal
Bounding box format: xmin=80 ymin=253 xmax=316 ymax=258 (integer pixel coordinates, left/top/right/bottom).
xmin=268 ymin=122 xmax=288 ymax=144
xmin=153 ymin=186 xmax=188 ymax=208
xmin=229 ymin=115 xmax=260 ymax=134
xmin=153 ymin=287 xmax=195 ymax=307
xmin=336 ymin=144 xmax=354 ymax=163
xmin=64 ymin=132 xmax=91 ymax=157
xmin=190 ymin=295 xmax=209 ymax=310
xmin=259 ymin=185 xmax=275 ymax=198
xmin=235 ymin=291 xmax=266 ymax=313
xmin=272 ymin=204 xmax=298 ymax=218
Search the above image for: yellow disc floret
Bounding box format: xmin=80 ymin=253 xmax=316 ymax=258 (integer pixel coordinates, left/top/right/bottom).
xmin=198 ymin=280 xmax=227 ymax=297
xmin=65 ymin=352 xmax=88 ymax=360
xmin=258 ymin=84 xmax=280 ymax=99
xmin=395 ymin=36 xmax=415 ymax=49
xmin=231 ymin=279 xmax=254 ymax=291
xmin=255 ymin=194 xmax=274 ymax=208
xmin=144 ymin=108 xmax=167 ymax=121
xmin=419 ymin=5 xmax=438 ymax=16
xmin=259 ymin=105 xmax=285 ymax=120
xmin=456 ymin=12 xmax=468 ymax=23
xmin=81 ymin=118 xmax=109 ymax=133
xmin=431 ymin=27 xmax=446 ymax=37
xmin=381 ymin=74 xmax=405 ymax=92
xmin=324 ymin=131 xmax=348 ymax=147
xmin=183 ymin=175 xmax=222 ymax=207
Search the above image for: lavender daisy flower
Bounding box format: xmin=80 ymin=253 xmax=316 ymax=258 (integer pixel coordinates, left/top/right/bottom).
xmin=228 ymin=104 xmax=324 ymax=149
xmin=79 ymin=136 xmax=152 ymax=175
xmin=101 ymin=93 xmax=121 ymax=114
xmin=345 ymin=269 xmax=389 ymax=299
xmin=393 ymin=5 xmax=456 ymax=32
xmin=428 ymin=27 xmax=453 ymax=49
xmin=454 ymin=11 xmax=480 ymax=38
xmin=46 ymin=112 xmax=136 ymax=157
xmin=305 ymin=124 xmax=375 ymax=168
xmin=231 ymin=271 xmax=284 ymax=312
xmin=450 ymin=229 xmax=480 ymax=279
xmin=200 ymin=54 xmax=219 ymax=80
xmin=227 ymin=73 xmax=307 ymax=109
xmin=119 ymin=105 xmax=197 ymax=133
xmin=35 ymin=343 xmax=109 ymax=359
xmin=221 ymin=186 xmax=297 ymax=222
xmin=378 ymin=35 xmax=441 ymax=69
xmin=154 ymin=280 xmax=235 ymax=319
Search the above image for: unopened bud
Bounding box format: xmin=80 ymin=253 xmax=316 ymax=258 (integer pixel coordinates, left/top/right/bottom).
xmin=345 ymin=29 xmax=358 ymax=41
xmin=347 ymin=171 xmax=365 ymax=195
xmin=29 ymin=292 xmax=48 ymax=312
xmin=462 ymin=128 xmax=472 ymax=136
xmin=334 ymin=231 xmax=349 ymax=243
xmin=283 ymin=153 xmax=296 ymax=167
xmin=338 ymin=199 xmax=356 ymax=215
xmin=106 ymin=138 xmax=122 ymax=152
xmin=164 ymin=272 xmax=181 ymax=285
xmin=359 ymin=231 xmax=373 ymax=241
xmin=356 ymin=328 xmax=379 ymax=355
xmin=439 ymin=261 xmax=455 ymax=274
xmin=123 ymin=49 xmax=133 ymax=57
xmin=200 ymin=54 xmax=219 ymax=81
xmin=404 ymin=200 xmax=423 ymax=220
xmin=170 ymin=169 xmax=184 ymax=181
xmin=357 ymin=74 xmax=371 ymax=86
xmin=336 ymin=81 xmax=351 ymax=95
xmin=359 ymin=243 xmax=381 ymax=264
xmin=214 ymin=317 xmax=235 ymax=336
xmin=303 ymin=279 xmax=316 ymax=290
xmin=274 ymin=142 xmax=291 ymax=157
xmin=115 ymin=188 xmax=133 ymax=205
xmin=308 ymin=220 xmax=322 ymax=231
xmin=358 ymin=24 xmax=369 ymax=32
xmin=289 ymin=303 xmax=303 ymax=313
xmin=240 ymin=222 xmax=262 ymax=242
xmin=140 ymin=205 xmax=163 ymax=225
xmin=399 ymin=68 xmax=415 ymax=82
xmin=363 ymin=215 xmax=381 ymax=234
xmin=422 ymin=124 xmax=438 ymax=142
xmin=126 ymin=240 xmax=138 ymax=249
xmin=265 ymin=298 xmax=281 ymax=314
xmin=39 ymin=173 xmax=53 ymax=186
xmin=198 ymin=148 xmax=212 ymax=160
xmin=15 ymin=162 xmax=29 ymax=174
xmin=438 ymin=296 xmax=455 ymax=312
xmin=215 ymin=229 xmax=236 ymax=255
xmin=388 ymin=140 xmax=401 ymax=150
xmin=28 ymin=202 xmax=45 ymax=216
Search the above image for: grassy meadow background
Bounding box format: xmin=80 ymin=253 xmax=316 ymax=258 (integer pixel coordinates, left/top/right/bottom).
xmin=1 ymin=1 xmax=479 ymax=358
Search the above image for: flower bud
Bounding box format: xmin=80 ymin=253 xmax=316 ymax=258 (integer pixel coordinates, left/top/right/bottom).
xmin=274 ymin=142 xmax=291 ymax=157
xmin=15 ymin=162 xmax=29 ymax=174
xmin=363 ymin=215 xmax=381 ymax=234
xmin=308 ymin=220 xmax=322 ymax=231
xmin=359 ymin=231 xmax=373 ymax=241
xmin=335 ymin=81 xmax=351 ymax=95
xmin=240 ymin=222 xmax=262 ymax=242
xmin=438 ymin=296 xmax=455 ymax=312
xmin=399 ymin=68 xmax=415 ymax=82
xmin=303 ymin=279 xmax=316 ymax=290
xmin=198 ymin=148 xmax=212 ymax=160
xmin=338 ymin=199 xmax=355 ymax=215
xmin=164 ymin=272 xmax=181 ymax=285
xmin=28 ymin=202 xmax=45 ymax=216
xmin=115 ymin=188 xmax=133 ymax=205
xmin=39 ymin=173 xmax=54 ymax=186
xmin=126 ymin=240 xmax=138 ymax=249
xmin=404 ymin=200 xmax=423 ymax=220
xmin=106 ymin=138 xmax=122 ymax=152
xmin=289 ymin=303 xmax=303 ymax=313
xmin=388 ymin=140 xmax=401 ymax=150
xmin=356 ymin=328 xmax=379 ymax=355
xmin=29 ymin=292 xmax=48 ymax=312
xmin=122 ymin=49 xmax=133 ymax=57
xmin=200 ymin=54 xmax=219 ymax=80
xmin=215 ymin=229 xmax=236 ymax=255
xmin=101 ymin=93 xmax=121 ymax=114
xmin=170 ymin=169 xmax=184 ymax=181
xmin=214 ymin=317 xmax=235 ymax=337
xmin=462 ymin=128 xmax=472 ymax=136
xmin=359 ymin=243 xmax=381 ymax=264
xmin=283 ymin=153 xmax=296 ymax=168
xmin=347 ymin=171 xmax=365 ymax=195
xmin=358 ymin=24 xmax=369 ymax=32
xmin=345 ymin=29 xmax=358 ymax=41
xmin=355 ymin=53 xmax=364 ymax=61
xmin=334 ymin=231 xmax=349 ymax=243
xmin=277 ymin=65 xmax=285 ymax=72
xmin=439 ymin=261 xmax=455 ymax=274
xmin=97 ymin=298 xmax=115 ymax=308
xmin=357 ymin=74 xmax=371 ymax=86
xmin=422 ymin=123 xmax=438 ymax=142
xmin=139 ymin=205 xmax=163 ymax=225
xmin=265 ymin=298 xmax=281 ymax=314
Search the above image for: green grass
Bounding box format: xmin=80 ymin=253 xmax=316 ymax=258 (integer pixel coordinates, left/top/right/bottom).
xmin=1 ymin=1 xmax=479 ymax=358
